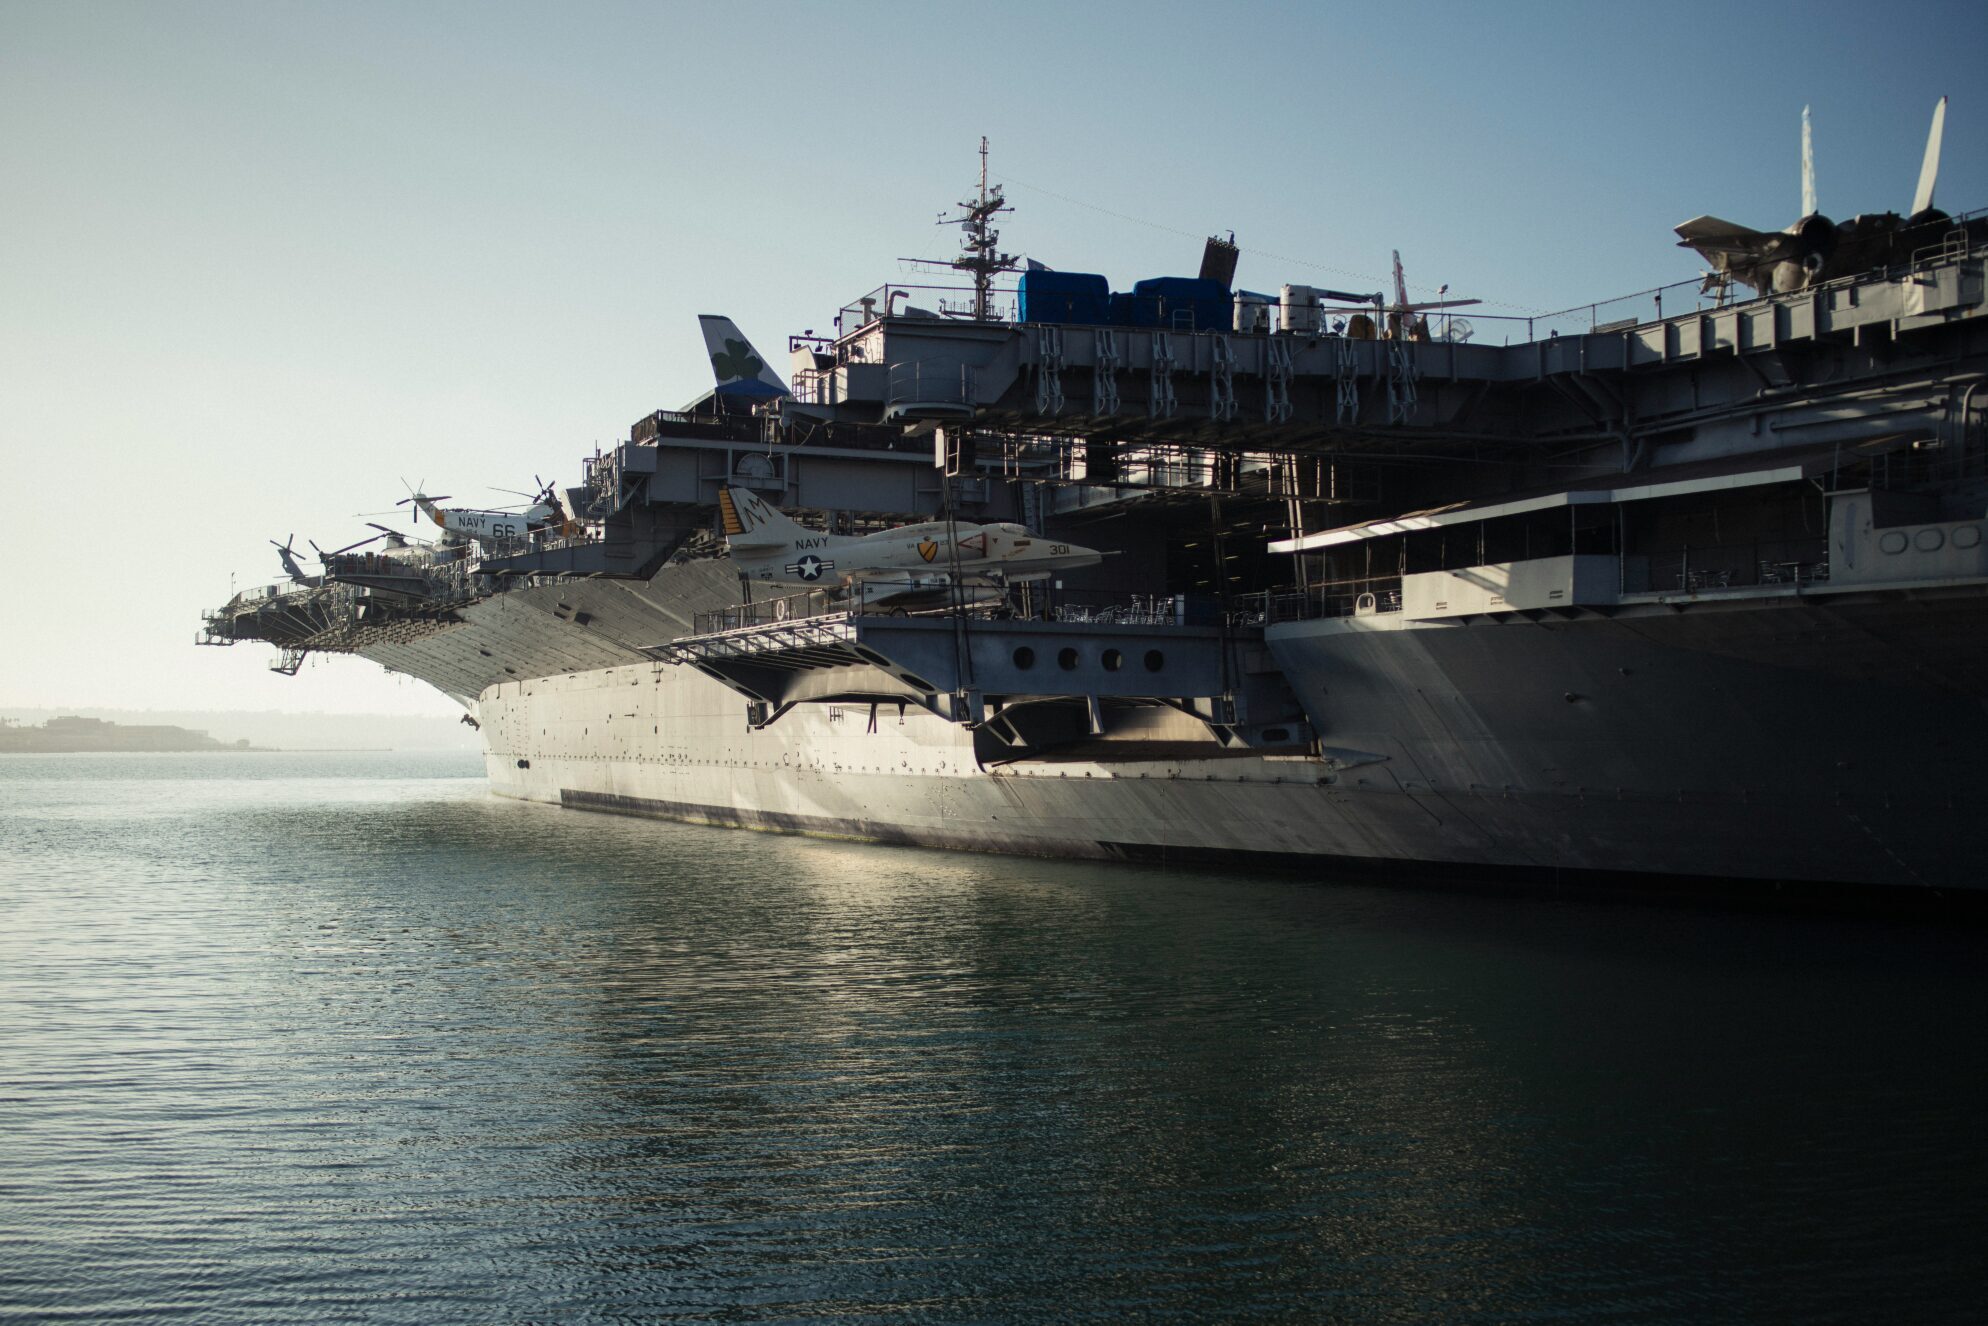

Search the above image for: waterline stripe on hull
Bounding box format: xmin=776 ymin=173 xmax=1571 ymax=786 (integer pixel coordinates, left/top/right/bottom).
xmin=550 ymin=788 xmax=1988 ymax=916
xmin=557 ymin=788 xmax=1117 ymax=858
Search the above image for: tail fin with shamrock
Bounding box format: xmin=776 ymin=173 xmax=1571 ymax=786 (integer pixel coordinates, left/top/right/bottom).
xmin=697 ymin=315 xmax=789 ymax=399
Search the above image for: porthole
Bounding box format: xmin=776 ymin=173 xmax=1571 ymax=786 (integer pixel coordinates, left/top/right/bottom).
xmin=1102 ymin=649 xmax=1123 ymax=672
xmin=1955 ymin=526 xmax=1982 ymax=549
xmin=1058 ymin=647 xmax=1079 ymax=671
xmin=1144 ymin=649 xmax=1165 ymax=672
xmin=1012 ymin=646 xmax=1035 ymax=669
xmin=1878 ymin=531 xmax=1909 ymax=554
xmin=1914 ymin=528 xmax=1946 ymax=552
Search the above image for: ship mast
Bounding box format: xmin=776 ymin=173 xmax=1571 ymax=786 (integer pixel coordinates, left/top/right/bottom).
xmin=940 ymin=137 xmax=1018 ymax=321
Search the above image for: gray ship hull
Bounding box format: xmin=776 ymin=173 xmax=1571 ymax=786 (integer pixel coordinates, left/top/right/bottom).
xmin=474 ymin=583 xmax=1988 ymax=893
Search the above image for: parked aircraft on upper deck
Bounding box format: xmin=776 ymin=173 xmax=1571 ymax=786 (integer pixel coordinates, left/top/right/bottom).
xmin=1675 ymin=97 xmax=1981 ymax=296
xmin=392 ymin=478 xmax=576 ymax=543
xmin=717 ymin=486 xmax=1102 ymax=589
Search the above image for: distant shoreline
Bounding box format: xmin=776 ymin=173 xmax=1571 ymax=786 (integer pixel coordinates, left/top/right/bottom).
xmin=0 ymin=748 xmax=477 ymax=755
xmin=1 ymin=710 xmax=483 ymax=753
xmin=0 ymin=746 xmax=278 ymax=754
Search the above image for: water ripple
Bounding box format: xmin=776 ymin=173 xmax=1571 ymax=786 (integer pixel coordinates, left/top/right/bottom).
xmin=2 ymin=751 xmax=1985 ymax=1322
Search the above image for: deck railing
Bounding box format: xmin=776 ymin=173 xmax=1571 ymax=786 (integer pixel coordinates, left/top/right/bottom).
xmin=1236 ymin=581 xmax=1406 ymax=625
xmin=690 ymin=583 xmax=1237 ymax=639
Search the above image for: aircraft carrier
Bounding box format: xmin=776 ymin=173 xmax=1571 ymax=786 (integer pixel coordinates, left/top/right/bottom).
xmin=202 ymin=136 xmax=1988 ymax=898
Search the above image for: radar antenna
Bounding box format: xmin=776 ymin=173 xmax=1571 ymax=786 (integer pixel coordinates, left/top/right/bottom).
xmin=938 ymin=137 xmax=1018 ymax=320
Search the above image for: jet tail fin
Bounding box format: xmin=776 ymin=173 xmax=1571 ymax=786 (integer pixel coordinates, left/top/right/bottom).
xmin=718 ymin=487 xmax=809 ymax=548
xmin=1912 ymin=95 xmax=1947 ymax=217
xmin=699 ymin=316 xmax=789 ymax=399
xmin=1801 ymin=105 xmax=1817 ymax=217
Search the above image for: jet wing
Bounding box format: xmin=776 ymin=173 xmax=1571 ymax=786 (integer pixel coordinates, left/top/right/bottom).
xmin=1673 ymin=216 xmax=1784 ymax=255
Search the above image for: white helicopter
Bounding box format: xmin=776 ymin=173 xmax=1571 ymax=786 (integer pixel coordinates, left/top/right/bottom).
xmin=718 ymin=487 xmax=1102 ymax=589
xmin=384 ymin=478 xmax=576 ymax=543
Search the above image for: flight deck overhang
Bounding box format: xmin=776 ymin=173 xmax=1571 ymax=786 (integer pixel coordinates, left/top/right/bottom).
xmin=1271 ymin=468 xmax=1799 ymax=552
xmin=586 ymin=424 xmax=1008 ymax=526
xmin=1267 ymin=437 xmax=1917 ymax=553
xmin=649 ymin=608 xmax=1307 ymax=750
xmin=656 ymin=614 xmax=1231 ymax=704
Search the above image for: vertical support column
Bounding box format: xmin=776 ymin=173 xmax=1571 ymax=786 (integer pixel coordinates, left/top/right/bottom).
xmin=1150 ymin=332 xmax=1178 ymax=419
xmin=1386 ymin=338 xmax=1419 ymax=423
xmin=1210 ymin=335 xmax=1237 ymax=422
xmin=1092 ymin=328 xmax=1120 ymax=416
xmin=1033 ymin=325 xmax=1065 ymax=415
xmin=1264 ymin=337 xmax=1293 ymax=423
xmin=1334 ymin=336 xmax=1360 ymax=424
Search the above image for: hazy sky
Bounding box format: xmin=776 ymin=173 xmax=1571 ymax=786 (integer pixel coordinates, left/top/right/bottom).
xmin=5 ymin=0 xmax=1985 ymax=715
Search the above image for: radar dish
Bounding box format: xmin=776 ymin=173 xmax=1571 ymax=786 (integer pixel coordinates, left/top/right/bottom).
xmin=733 ymin=451 xmax=785 ymax=490
xmin=1442 ymin=318 xmax=1475 ymax=343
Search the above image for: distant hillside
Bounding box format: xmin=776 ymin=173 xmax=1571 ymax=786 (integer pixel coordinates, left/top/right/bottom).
xmin=0 ymin=715 xmax=261 ymax=753
xmin=0 ymin=708 xmax=484 ymax=751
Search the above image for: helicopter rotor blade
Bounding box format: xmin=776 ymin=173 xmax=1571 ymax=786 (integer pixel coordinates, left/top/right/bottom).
xmin=325 ymin=533 xmax=386 ymax=557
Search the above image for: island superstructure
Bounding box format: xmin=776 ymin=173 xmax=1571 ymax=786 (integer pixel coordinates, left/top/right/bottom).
xmin=201 ymin=143 xmax=1988 ymax=896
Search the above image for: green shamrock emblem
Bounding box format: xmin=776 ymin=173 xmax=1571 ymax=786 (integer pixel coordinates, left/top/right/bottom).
xmin=711 ymin=338 xmax=764 ymax=382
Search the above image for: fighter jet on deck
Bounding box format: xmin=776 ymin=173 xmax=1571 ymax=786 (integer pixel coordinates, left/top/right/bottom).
xmin=1676 ymin=97 xmax=1979 ymax=297
xmin=717 ymin=487 xmax=1102 ymax=589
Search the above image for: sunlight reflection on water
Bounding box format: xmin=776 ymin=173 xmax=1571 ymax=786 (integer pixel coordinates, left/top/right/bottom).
xmin=2 ymin=752 xmax=1985 ymax=1323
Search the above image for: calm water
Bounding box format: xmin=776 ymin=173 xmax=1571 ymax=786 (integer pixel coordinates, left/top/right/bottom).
xmin=3 ymin=752 xmax=1985 ymax=1323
